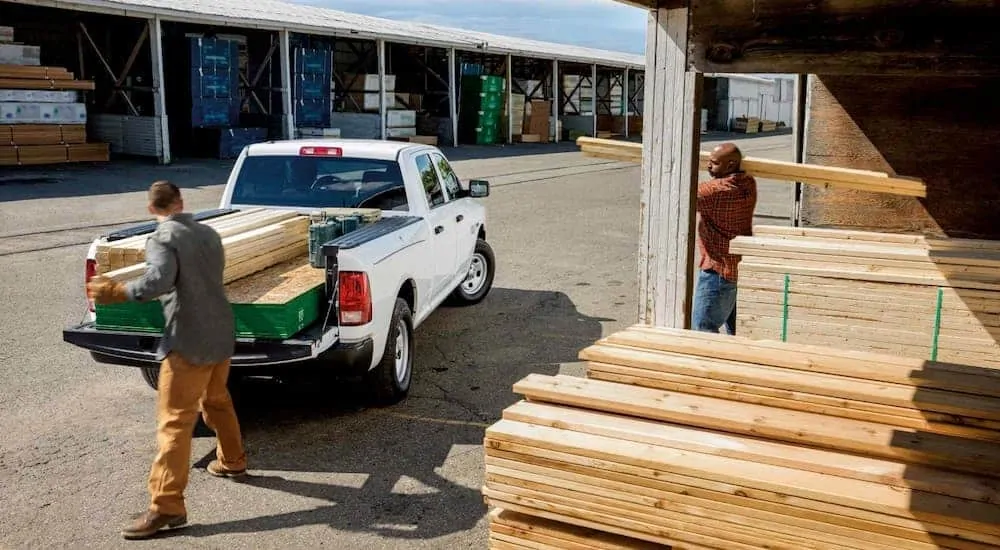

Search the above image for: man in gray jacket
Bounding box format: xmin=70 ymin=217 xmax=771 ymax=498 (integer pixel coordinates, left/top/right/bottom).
xmin=88 ymin=180 xmax=248 ymax=540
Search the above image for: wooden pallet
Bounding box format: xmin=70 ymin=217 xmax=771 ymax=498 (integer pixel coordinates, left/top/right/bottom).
xmin=482 ymin=325 xmax=1000 ymax=550
xmin=0 ymin=143 xmax=108 ymax=166
xmin=731 ymin=225 xmax=1000 ymax=367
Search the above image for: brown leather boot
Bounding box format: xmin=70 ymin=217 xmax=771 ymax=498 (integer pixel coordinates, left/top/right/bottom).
xmin=121 ymin=510 xmax=187 ymax=540
xmin=206 ymin=459 xmax=247 ymax=478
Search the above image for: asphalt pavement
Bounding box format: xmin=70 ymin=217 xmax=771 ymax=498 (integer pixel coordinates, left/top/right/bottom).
xmin=0 ymin=133 xmax=793 ymax=549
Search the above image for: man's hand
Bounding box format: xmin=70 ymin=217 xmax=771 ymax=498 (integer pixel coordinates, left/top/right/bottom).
xmin=87 ymin=275 xmax=129 ymax=305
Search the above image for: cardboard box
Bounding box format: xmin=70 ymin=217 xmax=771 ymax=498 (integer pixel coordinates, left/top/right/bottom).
xmin=0 ymin=44 xmax=41 ymax=66
xmin=342 ymin=73 xmax=395 ymax=92
xmin=386 ymin=126 xmax=416 ymax=138
xmin=297 ymin=127 xmax=342 ymax=138
xmin=386 ymin=110 xmax=416 ymax=128
xmin=346 ymin=92 xmax=399 ymax=111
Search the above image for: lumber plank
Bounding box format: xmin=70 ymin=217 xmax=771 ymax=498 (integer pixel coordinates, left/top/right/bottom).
xmin=603 ymin=326 xmax=1000 ymax=396
xmin=485 ymin=441 xmax=1000 ymax=548
xmin=485 ymin=457 xmax=972 ymax=550
xmin=586 ymin=363 xmax=1000 ymax=439
xmin=484 ymin=421 xmax=1000 ymax=541
xmin=512 ymin=374 xmax=1000 ymax=477
xmin=580 ymin=343 xmax=1000 ymax=421
xmin=224 ymin=256 xmax=323 ymax=304
xmin=489 ymin=509 xmax=663 ymax=550
xmin=576 ymin=137 xmax=927 ymax=197
xmin=0 ymin=77 xmax=95 ymax=90
xmin=501 ymin=400 xmax=1000 ymax=503
xmin=750 ymin=225 xmax=1000 ymax=253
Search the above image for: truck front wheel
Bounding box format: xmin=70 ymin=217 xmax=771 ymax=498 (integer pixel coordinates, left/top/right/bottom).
xmin=448 ymin=238 xmax=495 ymax=306
xmin=365 ymin=297 xmax=414 ymax=406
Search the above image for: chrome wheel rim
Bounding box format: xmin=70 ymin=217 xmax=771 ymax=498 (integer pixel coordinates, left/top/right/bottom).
xmin=461 ymin=253 xmax=488 ymax=295
xmin=394 ymin=319 xmax=410 ymax=384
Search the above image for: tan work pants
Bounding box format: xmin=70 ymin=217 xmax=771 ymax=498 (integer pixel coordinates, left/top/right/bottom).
xmin=147 ymin=352 xmax=247 ymax=516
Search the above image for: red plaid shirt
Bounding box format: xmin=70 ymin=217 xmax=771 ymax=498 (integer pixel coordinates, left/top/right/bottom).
xmin=696 ymin=171 xmax=757 ymax=282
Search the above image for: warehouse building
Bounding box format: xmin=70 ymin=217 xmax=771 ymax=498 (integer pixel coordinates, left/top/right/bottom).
xmin=0 ymin=0 xmax=646 ymax=165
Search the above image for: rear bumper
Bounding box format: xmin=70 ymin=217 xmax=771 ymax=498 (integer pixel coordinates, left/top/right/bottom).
xmin=63 ymin=323 xmax=373 ymax=374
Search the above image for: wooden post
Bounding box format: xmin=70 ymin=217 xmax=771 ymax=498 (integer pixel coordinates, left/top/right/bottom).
xmin=449 ymin=48 xmax=458 ymax=147
xmin=278 ymin=30 xmax=294 ymax=140
xmin=637 ymin=6 xmax=702 ymax=328
xmin=552 ymin=59 xmax=559 ymax=143
xmin=624 ymin=66 xmax=630 ymax=138
xmin=378 ymin=38 xmax=387 ymax=140
xmin=148 ymin=16 xmax=170 ymax=164
xmin=591 ymin=63 xmax=599 ymax=137
xmin=791 ymin=74 xmax=809 ymax=226
xmin=506 ymin=54 xmax=513 ymax=144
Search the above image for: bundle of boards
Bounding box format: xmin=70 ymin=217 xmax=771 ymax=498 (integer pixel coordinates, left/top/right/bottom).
xmin=94 ymin=207 xmax=380 ymax=339
xmin=731 ymin=225 xmax=1000 ymax=368
xmin=482 ymin=325 xmax=1000 ymax=550
xmin=574 ymin=136 xmax=927 ymax=197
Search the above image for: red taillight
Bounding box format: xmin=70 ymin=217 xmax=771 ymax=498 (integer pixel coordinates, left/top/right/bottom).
xmin=338 ymin=271 xmax=372 ymax=326
xmin=85 ymin=258 xmax=97 ymax=312
xmin=300 ymin=146 xmax=342 ymax=157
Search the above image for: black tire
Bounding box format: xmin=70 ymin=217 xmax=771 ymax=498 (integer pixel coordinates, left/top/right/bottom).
xmin=447 ymin=239 xmax=495 ymax=306
xmin=365 ymin=297 xmax=414 ymax=406
xmin=140 ymin=366 xmax=160 ymax=390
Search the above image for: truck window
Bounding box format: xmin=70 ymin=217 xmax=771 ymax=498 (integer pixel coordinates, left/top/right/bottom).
xmin=415 ymin=154 xmax=447 ymax=208
xmin=432 ymin=153 xmax=463 ymax=199
xmin=230 ymin=155 xmax=406 ymax=209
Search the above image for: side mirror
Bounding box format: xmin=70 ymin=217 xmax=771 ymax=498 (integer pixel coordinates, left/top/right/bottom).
xmin=469 ymin=179 xmax=490 ymax=198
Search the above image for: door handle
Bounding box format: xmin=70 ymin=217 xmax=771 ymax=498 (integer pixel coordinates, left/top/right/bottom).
xmin=456 ymin=214 xmax=464 ymax=223
xmin=435 ymin=225 xmax=445 ymax=234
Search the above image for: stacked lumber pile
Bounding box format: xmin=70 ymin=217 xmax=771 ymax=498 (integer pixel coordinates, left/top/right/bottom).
xmin=98 ymin=209 xmax=313 ymax=285
xmin=575 ymin=137 xmax=927 ymax=197
xmin=732 ymin=225 xmax=1000 ymax=368
xmin=0 ymin=27 xmax=108 ymax=166
xmin=483 ymin=325 xmax=1000 ymax=550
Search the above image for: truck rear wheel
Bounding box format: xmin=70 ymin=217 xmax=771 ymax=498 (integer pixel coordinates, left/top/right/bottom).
xmin=141 ymin=366 xmax=160 ymax=390
xmin=365 ymin=297 xmax=414 ymax=406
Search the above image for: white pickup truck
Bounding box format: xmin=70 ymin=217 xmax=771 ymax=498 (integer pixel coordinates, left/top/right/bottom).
xmin=63 ymin=139 xmax=495 ymax=405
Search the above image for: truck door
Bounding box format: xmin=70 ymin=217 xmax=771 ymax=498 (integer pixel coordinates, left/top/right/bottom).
xmin=414 ymin=153 xmax=459 ymax=300
xmin=431 ymin=152 xmax=477 ymax=272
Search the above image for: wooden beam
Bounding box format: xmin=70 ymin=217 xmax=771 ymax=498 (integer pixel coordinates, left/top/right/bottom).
xmin=278 ymin=30 xmax=294 ymax=140
xmin=148 ymin=17 xmax=170 ymax=165
xmin=637 ymin=6 xmax=700 ymax=328
xmin=689 ymin=0 xmax=1000 ymax=75
xmin=551 ymin=59 xmax=560 ymax=143
xmin=448 ymin=47 xmax=458 ymax=148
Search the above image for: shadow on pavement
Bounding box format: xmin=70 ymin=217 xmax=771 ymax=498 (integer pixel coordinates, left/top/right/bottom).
xmin=178 ymin=287 xmax=610 ymax=541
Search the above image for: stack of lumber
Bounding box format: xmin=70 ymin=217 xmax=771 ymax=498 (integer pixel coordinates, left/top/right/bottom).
xmin=575 ymin=137 xmax=927 ymax=197
xmin=487 ymin=509 xmax=663 ymax=550
xmin=0 ymin=27 xmax=108 ymax=166
xmin=482 ymin=325 xmax=1000 ymax=550
xmin=731 ymin=225 xmax=1000 ymax=368
xmin=732 ymin=116 xmax=760 ymax=134
xmin=98 ymin=209 xmax=312 ymax=285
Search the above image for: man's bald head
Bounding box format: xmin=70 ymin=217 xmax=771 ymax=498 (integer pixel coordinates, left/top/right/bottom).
xmin=707 ymin=143 xmax=742 ymax=178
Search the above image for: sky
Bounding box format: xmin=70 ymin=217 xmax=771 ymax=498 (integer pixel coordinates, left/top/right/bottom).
xmin=293 ymin=0 xmax=648 ymax=54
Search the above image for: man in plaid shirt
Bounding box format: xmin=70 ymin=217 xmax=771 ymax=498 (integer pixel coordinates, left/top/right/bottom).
xmin=692 ymin=143 xmax=757 ymax=334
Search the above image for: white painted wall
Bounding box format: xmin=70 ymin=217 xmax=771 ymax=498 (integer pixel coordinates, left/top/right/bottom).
xmin=721 ymin=76 xmax=795 ymax=128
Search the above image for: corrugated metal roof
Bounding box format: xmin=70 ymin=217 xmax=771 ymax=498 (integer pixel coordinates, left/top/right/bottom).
xmin=3 ymin=0 xmax=646 ymax=68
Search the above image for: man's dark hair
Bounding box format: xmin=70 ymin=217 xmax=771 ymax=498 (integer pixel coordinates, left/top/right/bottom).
xmin=149 ymin=180 xmax=181 ymax=210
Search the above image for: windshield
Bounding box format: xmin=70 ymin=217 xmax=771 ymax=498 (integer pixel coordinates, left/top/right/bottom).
xmin=230 ymin=155 xmax=407 ymax=209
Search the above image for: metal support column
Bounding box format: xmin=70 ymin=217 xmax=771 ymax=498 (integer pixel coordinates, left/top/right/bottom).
xmin=278 ymin=30 xmax=294 ymax=139
xmin=506 ymin=54 xmax=513 ymax=144
xmin=552 ymin=59 xmax=559 ymax=143
xmin=624 ymin=67 xmax=630 ymax=138
xmin=448 ymin=48 xmax=458 ymax=147
xmin=148 ymin=16 xmax=170 ymax=164
xmin=592 ymin=63 xmax=598 ymax=137
xmin=377 ymin=38 xmax=387 ymax=140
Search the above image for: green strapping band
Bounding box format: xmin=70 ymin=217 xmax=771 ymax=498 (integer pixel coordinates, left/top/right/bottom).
xmin=930 ymin=287 xmax=944 ymax=361
xmin=781 ymin=273 xmax=790 ymax=342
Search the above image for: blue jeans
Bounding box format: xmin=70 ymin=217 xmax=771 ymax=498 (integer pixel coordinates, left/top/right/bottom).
xmin=692 ymin=269 xmax=738 ymax=335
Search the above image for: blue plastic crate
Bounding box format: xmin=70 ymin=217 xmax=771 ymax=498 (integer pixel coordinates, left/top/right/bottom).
xmin=192 ymin=97 xmax=238 ymax=128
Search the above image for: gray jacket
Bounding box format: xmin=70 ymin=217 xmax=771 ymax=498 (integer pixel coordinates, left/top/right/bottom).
xmin=125 ymin=213 xmax=235 ymax=365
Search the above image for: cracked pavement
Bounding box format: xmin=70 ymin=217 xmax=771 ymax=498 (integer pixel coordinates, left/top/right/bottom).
xmin=0 ymin=135 xmax=794 ymax=549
